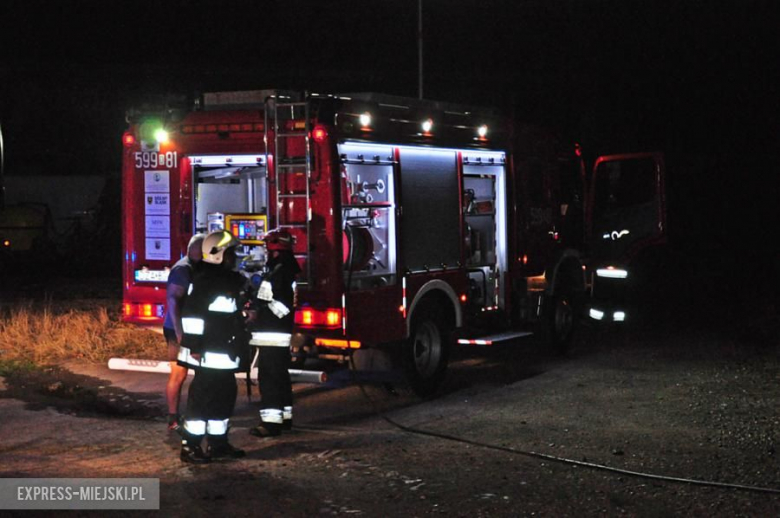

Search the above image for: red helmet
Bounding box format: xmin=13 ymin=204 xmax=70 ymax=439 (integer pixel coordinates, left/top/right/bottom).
xmin=264 ymin=229 xmax=294 ymax=251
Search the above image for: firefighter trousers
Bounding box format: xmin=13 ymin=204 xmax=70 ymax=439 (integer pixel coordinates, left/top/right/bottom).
xmin=181 ymin=368 xmax=238 ymax=445
xmin=256 ymin=345 xmax=292 ymax=431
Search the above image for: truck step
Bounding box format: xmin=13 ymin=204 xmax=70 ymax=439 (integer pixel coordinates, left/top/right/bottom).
xmin=457 ymin=330 xmax=533 ymax=345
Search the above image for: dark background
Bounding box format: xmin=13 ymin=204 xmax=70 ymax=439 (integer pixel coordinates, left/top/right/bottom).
xmin=1 ymin=0 xmax=778 ymax=312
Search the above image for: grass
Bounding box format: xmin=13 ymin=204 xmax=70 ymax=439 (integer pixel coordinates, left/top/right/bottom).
xmin=0 ymin=302 xmax=163 ymax=366
xmin=0 ymin=358 xmax=37 ymax=376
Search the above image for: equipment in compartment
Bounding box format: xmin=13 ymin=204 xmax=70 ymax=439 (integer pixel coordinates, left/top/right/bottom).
xmin=463 ymin=175 xmax=497 ymax=267
xmin=207 ymin=212 xmax=225 ymax=232
xmin=225 ymin=214 xmax=267 ymax=245
xmin=339 ymin=143 xmax=397 ymax=286
xmin=342 ymin=208 xmax=390 ymax=275
xmin=343 ymin=225 xmax=374 ymax=272
xmin=224 ymin=214 xmax=268 ymax=272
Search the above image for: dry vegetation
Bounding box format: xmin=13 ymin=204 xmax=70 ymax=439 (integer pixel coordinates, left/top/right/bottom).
xmin=0 ymin=302 xmax=162 ymax=366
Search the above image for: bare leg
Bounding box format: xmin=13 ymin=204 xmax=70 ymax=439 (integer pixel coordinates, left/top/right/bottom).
xmin=167 ymin=361 xmax=189 ymax=416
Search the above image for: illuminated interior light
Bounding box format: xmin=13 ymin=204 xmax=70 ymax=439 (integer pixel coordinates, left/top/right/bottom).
xmin=2 ymin=239 xmax=10 ymax=247
xmin=613 ymin=311 xmax=626 ymax=322
xmin=359 ymin=112 xmax=372 ymax=128
xmin=189 ymin=155 xmax=265 ymax=166
xmin=589 ymin=308 xmax=605 ymax=320
xmin=477 ymin=125 xmax=488 ymax=138
xmin=422 ymin=119 xmax=433 ymax=133
xmin=596 ymin=267 xmax=628 ymax=279
xmin=154 ymin=129 xmax=169 ymax=144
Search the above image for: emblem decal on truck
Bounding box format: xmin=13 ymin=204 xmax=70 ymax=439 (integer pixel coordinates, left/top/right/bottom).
xmin=602 ymin=229 xmax=631 ymax=240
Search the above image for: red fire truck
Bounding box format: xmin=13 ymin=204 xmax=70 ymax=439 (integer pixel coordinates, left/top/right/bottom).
xmin=121 ymin=90 xmax=659 ymax=395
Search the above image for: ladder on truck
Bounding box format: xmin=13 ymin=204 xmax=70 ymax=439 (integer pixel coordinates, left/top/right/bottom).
xmin=265 ymin=93 xmax=313 ymax=285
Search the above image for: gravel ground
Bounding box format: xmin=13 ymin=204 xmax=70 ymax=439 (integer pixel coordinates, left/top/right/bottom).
xmin=0 ymin=274 xmax=778 ymax=516
xmin=1 ymin=312 xmax=778 ymax=517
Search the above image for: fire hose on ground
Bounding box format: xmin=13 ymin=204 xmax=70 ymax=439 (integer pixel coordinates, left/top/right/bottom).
xmin=343 ymin=349 xmax=780 ymax=496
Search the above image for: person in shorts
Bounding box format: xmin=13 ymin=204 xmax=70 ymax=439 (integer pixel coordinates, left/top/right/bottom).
xmin=163 ymin=233 xmax=206 ymax=431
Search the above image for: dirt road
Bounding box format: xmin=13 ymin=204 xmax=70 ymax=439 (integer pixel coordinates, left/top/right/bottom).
xmin=1 ymin=319 xmax=779 ymax=517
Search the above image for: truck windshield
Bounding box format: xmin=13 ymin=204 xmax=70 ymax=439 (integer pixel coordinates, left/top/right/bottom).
xmin=593 ymin=157 xmax=656 ymax=218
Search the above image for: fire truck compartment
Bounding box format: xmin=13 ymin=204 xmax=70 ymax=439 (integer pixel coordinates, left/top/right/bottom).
xmin=339 ymin=143 xmax=398 ymax=289
xmin=192 ymin=156 xmax=268 ymax=236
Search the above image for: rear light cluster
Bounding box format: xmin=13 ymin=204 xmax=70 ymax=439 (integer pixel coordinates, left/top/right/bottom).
xmin=295 ymin=307 xmax=342 ymax=329
xmin=315 ymin=338 xmax=361 ymax=349
xmin=123 ymin=303 xmax=165 ymax=321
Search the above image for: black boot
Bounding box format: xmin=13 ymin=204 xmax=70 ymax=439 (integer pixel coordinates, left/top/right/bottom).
xmin=208 ymin=441 xmax=246 ymax=459
xmin=180 ymin=443 xmax=210 ymax=464
xmin=249 ymin=422 xmax=281 ymax=438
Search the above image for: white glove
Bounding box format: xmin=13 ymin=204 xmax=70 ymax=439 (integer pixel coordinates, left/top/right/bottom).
xmin=257 ymin=281 xmax=274 ymax=301
xmin=268 ymin=299 xmax=290 ymax=319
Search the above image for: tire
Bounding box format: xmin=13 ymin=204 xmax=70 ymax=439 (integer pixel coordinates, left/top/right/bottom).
xmin=541 ymin=290 xmax=577 ymax=354
xmin=403 ymin=304 xmax=450 ymax=397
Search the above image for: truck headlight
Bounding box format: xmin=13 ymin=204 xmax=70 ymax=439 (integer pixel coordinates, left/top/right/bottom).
xmin=596 ymin=267 xmax=628 ymax=279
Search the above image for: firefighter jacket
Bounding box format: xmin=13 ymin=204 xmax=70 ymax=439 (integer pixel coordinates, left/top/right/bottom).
xmin=249 ymin=251 xmax=300 ymax=347
xmin=178 ymin=263 xmax=248 ymax=371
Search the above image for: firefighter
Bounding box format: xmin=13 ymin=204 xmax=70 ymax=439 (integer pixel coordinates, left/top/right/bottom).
xmin=178 ymin=230 xmax=247 ymax=463
xmin=249 ymin=229 xmax=301 ymax=438
xmin=163 ymin=233 xmax=205 ymax=431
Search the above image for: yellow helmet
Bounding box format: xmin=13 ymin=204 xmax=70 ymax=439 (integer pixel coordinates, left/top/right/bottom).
xmin=202 ymin=230 xmax=240 ymax=265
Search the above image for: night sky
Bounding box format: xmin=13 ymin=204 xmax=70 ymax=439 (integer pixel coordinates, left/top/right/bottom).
xmin=1 ymin=0 xmax=778 ymax=285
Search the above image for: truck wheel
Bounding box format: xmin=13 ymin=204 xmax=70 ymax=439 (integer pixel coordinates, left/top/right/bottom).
xmin=403 ymin=304 xmax=450 ymax=397
xmin=541 ymin=290 xmax=576 ymax=354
